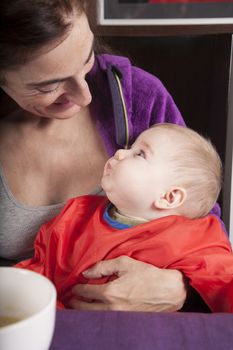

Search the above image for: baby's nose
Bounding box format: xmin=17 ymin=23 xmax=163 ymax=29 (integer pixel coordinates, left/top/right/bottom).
xmin=115 ymin=149 xmax=128 ymax=160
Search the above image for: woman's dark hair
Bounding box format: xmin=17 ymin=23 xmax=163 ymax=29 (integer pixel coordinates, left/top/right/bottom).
xmin=0 ymin=0 xmax=87 ymax=82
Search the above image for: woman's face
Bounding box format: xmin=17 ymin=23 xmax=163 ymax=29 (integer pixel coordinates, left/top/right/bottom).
xmin=1 ymin=12 xmax=94 ymax=119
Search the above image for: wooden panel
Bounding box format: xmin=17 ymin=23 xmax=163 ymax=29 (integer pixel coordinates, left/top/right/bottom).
xmin=96 ymin=24 xmax=233 ymax=37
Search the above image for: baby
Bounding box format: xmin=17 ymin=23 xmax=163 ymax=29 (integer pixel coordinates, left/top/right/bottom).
xmin=17 ymin=123 xmax=233 ymax=312
xmin=102 ymin=122 xmax=221 ymax=222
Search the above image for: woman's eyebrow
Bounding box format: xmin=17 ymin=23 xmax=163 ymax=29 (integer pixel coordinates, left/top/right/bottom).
xmin=27 ymin=77 xmax=68 ymax=88
xmin=26 ymin=38 xmax=94 ymax=88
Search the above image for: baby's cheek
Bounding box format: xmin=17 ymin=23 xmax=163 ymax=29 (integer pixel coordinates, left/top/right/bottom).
xmin=118 ymin=174 xmax=141 ymax=195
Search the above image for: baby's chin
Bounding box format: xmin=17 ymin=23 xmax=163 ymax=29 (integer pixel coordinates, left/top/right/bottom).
xmin=100 ymin=175 xmax=112 ymax=194
xmin=100 ymin=186 xmax=114 ymax=204
xmin=100 ymin=176 xmax=105 ymax=191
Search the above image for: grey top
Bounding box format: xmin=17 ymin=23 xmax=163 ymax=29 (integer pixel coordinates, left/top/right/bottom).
xmin=0 ymin=165 xmax=65 ymax=260
xmin=0 ymin=166 xmax=103 ymax=261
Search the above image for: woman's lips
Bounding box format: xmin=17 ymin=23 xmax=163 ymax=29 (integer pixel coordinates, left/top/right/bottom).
xmin=51 ymin=99 xmax=76 ymax=111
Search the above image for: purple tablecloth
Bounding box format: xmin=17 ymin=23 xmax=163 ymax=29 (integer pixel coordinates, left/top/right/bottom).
xmin=50 ymin=310 xmax=233 ymax=350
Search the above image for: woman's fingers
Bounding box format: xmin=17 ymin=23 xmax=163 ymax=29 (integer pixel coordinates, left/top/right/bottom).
xmin=68 ymin=298 xmax=165 ymax=312
xmin=69 ymin=257 xmax=187 ymax=312
xmin=72 ymin=283 xmax=108 ymax=302
xmin=69 ymin=298 xmax=108 ymax=311
xmin=82 ymin=256 xmax=141 ymax=278
xmin=69 ymin=297 xmax=137 ymax=311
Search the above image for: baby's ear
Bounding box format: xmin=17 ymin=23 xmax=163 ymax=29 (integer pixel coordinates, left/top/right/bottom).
xmin=154 ymin=187 xmax=187 ymax=210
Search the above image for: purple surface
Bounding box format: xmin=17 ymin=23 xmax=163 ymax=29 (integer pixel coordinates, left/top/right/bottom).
xmin=50 ymin=310 xmax=233 ymax=350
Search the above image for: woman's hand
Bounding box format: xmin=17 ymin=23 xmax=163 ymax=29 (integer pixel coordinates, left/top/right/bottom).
xmin=69 ymin=256 xmax=187 ymax=312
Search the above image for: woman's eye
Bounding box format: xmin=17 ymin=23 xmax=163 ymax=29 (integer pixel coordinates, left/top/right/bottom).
xmin=135 ymin=150 xmax=146 ymax=158
xmin=87 ymin=51 xmax=94 ymax=64
xmin=37 ymin=83 xmax=60 ymax=94
xmin=83 ymin=52 xmax=95 ymax=74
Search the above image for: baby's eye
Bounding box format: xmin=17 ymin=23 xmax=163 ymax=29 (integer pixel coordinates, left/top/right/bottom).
xmin=135 ymin=150 xmax=146 ymax=158
xmin=37 ymin=83 xmax=60 ymax=94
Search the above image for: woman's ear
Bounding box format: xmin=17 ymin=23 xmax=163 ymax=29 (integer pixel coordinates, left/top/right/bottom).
xmin=154 ymin=187 xmax=187 ymax=210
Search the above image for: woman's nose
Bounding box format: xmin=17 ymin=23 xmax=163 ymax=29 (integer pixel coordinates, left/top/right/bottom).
xmin=67 ymin=78 xmax=92 ymax=107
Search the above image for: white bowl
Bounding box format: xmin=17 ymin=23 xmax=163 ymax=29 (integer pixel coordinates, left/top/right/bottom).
xmin=0 ymin=267 xmax=56 ymax=350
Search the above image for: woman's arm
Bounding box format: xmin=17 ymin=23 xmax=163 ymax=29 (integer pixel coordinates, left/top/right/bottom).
xmin=69 ymin=256 xmax=187 ymax=311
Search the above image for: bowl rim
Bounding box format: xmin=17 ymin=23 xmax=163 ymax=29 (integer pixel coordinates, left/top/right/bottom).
xmin=0 ymin=267 xmax=57 ymax=333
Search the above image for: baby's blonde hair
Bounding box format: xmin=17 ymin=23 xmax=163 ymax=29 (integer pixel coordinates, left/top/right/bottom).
xmin=152 ymin=123 xmax=222 ymax=218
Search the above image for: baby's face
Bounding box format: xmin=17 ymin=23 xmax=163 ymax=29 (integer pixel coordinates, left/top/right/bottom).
xmin=101 ymin=128 xmax=173 ymax=217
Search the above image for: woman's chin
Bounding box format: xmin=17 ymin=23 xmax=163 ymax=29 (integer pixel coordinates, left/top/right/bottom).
xmin=34 ymin=103 xmax=82 ymax=119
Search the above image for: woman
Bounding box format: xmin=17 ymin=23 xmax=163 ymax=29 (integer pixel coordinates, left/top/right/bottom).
xmin=0 ymin=0 xmax=223 ymax=311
